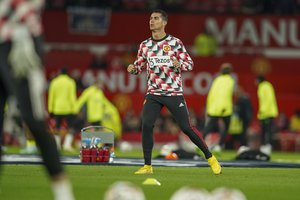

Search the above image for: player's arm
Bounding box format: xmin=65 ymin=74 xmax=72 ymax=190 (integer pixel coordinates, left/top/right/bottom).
xmin=8 ymin=0 xmax=46 ymax=78
xmin=70 ymin=80 xmax=77 ymax=114
xmin=127 ymin=43 xmax=147 ymax=75
xmin=75 ymin=88 xmax=90 ymax=113
xmin=174 ymin=39 xmax=194 ymax=72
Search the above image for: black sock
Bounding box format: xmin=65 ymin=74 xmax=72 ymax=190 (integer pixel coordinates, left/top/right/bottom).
xmin=143 ymin=149 xmax=152 ymax=165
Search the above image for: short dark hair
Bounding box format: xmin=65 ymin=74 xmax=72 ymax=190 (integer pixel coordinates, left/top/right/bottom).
xmin=220 ymin=63 xmax=232 ymax=74
xmin=60 ymin=67 xmax=68 ymax=74
xmin=152 ymin=9 xmax=168 ymax=22
xmin=256 ymin=75 xmax=265 ymax=83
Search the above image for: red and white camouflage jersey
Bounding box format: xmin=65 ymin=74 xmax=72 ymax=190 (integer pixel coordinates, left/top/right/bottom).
xmin=0 ymin=0 xmax=44 ymax=43
xmin=132 ymin=34 xmax=194 ymax=96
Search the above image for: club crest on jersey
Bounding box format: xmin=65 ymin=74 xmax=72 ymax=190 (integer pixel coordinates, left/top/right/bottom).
xmin=163 ymin=45 xmax=171 ymax=53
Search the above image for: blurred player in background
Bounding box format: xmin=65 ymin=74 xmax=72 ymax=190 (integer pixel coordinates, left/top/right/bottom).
xmin=48 ymin=68 xmax=77 ymax=151
xmin=127 ymin=9 xmax=221 ymax=175
xmin=0 ymin=1 xmax=75 ymax=199
xmin=75 ymin=79 xmax=106 ymax=126
xmin=255 ymin=75 xmax=278 ymax=155
xmin=102 ymin=96 xmax=122 ymax=141
xmin=203 ymin=63 xmax=235 ymax=152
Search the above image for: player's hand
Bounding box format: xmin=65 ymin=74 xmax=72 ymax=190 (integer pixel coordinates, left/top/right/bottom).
xmin=9 ymin=26 xmax=42 ymax=78
xmin=172 ymin=58 xmax=181 ymax=72
xmin=127 ymin=64 xmax=137 ymax=74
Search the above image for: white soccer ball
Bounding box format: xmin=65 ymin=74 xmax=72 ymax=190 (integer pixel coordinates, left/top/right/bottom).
xmin=210 ymin=187 xmax=247 ymax=200
xmin=170 ymin=186 xmax=210 ymax=200
xmin=104 ymin=181 xmax=146 ymax=200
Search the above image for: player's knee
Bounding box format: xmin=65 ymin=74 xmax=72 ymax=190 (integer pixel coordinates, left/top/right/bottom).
xmin=142 ymin=121 xmax=154 ymax=132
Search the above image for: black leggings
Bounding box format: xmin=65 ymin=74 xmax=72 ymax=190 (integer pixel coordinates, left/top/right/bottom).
xmin=141 ymin=94 xmax=211 ymax=165
xmin=260 ymin=118 xmax=274 ymax=145
xmin=0 ymin=39 xmax=63 ymax=176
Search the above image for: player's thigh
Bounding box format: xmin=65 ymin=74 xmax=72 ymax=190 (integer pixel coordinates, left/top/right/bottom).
xmin=164 ymin=96 xmax=189 ymax=125
xmin=142 ymin=95 xmax=163 ymax=125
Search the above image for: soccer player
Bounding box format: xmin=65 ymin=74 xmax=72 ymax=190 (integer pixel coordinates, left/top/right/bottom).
xmin=127 ymin=9 xmax=221 ymax=175
xmin=48 ymin=68 xmax=77 ymax=151
xmin=0 ymin=1 xmax=75 ymax=200
xmin=203 ymin=63 xmax=235 ymax=152
xmin=75 ymin=79 xmax=106 ymax=126
xmin=255 ymin=75 xmax=278 ymax=155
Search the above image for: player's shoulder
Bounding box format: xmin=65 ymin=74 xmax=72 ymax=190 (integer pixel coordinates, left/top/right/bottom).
xmin=167 ymin=34 xmax=182 ymax=42
xmin=139 ymin=37 xmax=152 ymax=45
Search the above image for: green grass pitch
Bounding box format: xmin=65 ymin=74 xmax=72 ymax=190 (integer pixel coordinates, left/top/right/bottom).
xmin=1 ymin=164 xmax=300 ymax=200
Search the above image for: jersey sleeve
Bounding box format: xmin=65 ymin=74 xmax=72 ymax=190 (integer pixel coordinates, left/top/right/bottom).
xmin=132 ymin=42 xmax=147 ymax=74
xmin=75 ymin=87 xmax=91 ymax=113
xmin=176 ymin=39 xmax=194 ymax=71
xmin=0 ymin=0 xmax=45 ymax=41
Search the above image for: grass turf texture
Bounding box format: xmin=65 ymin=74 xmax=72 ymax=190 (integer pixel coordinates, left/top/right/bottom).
xmin=1 ymin=148 xmax=300 ymax=199
xmin=1 ymin=165 xmax=300 ymax=200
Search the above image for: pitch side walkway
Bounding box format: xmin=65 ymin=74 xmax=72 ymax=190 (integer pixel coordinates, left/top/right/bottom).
xmin=2 ymin=154 xmax=300 ymax=168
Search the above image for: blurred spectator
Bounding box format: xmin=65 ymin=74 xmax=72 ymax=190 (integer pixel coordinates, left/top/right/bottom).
xmin=193 ymin=27 xmax=218 ymax=57
xmin=289 ymin=109 xmax=300 ymax=132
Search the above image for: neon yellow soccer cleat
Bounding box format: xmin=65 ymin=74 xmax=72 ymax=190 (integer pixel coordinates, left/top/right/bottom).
xmin=134 ymin=165 xmax=153 ymax=174
xmin=208 ymin=155 xmax=222 ymax=175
